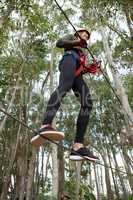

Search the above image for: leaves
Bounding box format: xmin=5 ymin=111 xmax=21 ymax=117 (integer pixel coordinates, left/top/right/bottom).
xmin=0 ymin=0 xmax=133 ymax=199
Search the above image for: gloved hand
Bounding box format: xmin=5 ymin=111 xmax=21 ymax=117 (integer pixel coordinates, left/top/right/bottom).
xmin=84 ymin=59 xmax=101 ymax=74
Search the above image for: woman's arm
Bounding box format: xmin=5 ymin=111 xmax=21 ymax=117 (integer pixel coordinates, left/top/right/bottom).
xmin=56 ymin=34 xmax=85 ymax=49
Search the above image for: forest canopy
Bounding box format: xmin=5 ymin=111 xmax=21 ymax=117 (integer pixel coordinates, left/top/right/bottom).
xmin=0 ymin=0 xmax=133 ymax=200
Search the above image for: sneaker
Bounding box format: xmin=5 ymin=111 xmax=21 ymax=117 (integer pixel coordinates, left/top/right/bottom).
xmin=70 ymin=147 xmax=99 ymax=161
xmin=30 ymin=125 xmax=64 ymax=147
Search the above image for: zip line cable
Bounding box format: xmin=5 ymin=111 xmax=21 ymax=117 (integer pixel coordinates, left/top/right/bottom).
xmin=0 ymin=107 xmax=133 ymax=177
xmin=53 ymin=0 xmax=133 ymax=125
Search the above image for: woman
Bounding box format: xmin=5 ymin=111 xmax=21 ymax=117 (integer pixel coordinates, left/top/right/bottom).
xmin=31 ymin=28 xmax=100 ymax=161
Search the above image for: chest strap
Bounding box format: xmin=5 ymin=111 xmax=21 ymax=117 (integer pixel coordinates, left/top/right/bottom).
xmin=75 ymin=52 xmax=87 ymax=76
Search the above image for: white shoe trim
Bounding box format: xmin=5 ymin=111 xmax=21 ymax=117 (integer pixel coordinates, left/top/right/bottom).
xmin=40 ymin=131 xmax=64 ymax=137
xmin=84 ymin=156 xmax=99 ymax=162
xmin=30 ymin=135 xmax=41 ymax=142
xmin=40 ymin=130 xmax=64 ymax=135
xmin=69 ymin=154 xmax=99 ymax=162
xmin=69 ymin=155 xmax=84 ymax=161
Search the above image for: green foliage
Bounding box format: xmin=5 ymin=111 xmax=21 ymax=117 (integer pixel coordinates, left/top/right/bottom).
xmin=123 ymin=74 xmax=133 ymax=109
xmin=64 ymin=179 xmax=96 ymax=200
xmin=113 ymin=39 xmax=132 ymax=64
xmin=128 ymin=194 xmax=133 ymax=200
xmin=84 ymin=192 xmax=96 ymax=200
xmin=0 ymin=0 xmax=133 ymax=200
xmin=38 ymin=194 xmax=57 ymax=200
xmin=64 ymin=180 xmax=77 ymax=199
xmin=80 ymin=184 xmax=96 ymax=200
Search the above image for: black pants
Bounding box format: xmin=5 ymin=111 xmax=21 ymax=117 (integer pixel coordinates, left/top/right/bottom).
xmin=42 ymin=53 xmax=93 ymax=143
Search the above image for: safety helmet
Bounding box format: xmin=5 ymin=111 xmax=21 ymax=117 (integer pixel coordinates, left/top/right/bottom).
xmin=74 ymin=28 xmax=90 ymax=39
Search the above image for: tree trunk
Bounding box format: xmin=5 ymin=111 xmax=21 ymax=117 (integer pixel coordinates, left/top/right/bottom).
xmin=100 ymin=166 xmax=104 ymax=195
xmin=34 ymin=151 xmax=40 ymax=199
xmin=50 ymin=45 xmax=59 ymax=199
xmin=101 ymin=151 xmax=114 ymax=200
xmin=100 ymin=28 xmax=133 ymax=143
xmin=58 ymin=142 xmax=64 ymax=200
xmin=43 ymin=152 xmax=51 ymax=187
xmin=75 ymin=161 xmax=82 ymax=200
xmin=0 ymin=123 xmax=22 ymax=200
xmin=94 ymin=164 xmax=100 ymax=200
xmin=89 ymin=164 xmax=92 ymax=187
xmin=107 ymin=148 xmax=120 ymax=200
xmin=14 ymin=135 xmax=28 ymax=200
xmin=122 ymin=148 xmax=133 ymax=193
xmin=0 ymin=69 xmax=23 ymax=132
xmin=112 ymin=148 xmax=128 ymax=199
xmin=26 ymin=147 xmax=37 ymax=200
xmin=105 ymin=136 xmax=121 ymax=200
xmin=51 ymin=143 xmax=58 ymax=199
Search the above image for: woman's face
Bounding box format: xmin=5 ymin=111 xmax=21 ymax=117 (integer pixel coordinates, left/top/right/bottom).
xmin=79 ymin=31 xmax=90 ymax=41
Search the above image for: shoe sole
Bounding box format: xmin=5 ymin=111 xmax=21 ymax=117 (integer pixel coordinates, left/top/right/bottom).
xmin=83 ymin=156 xmax=99 ymax=162
xmin=31 ymin=131 xmax=64 ymax=147
xmin=70 ymin=155 xmax=99 ymax=162
xmin=30 ymin=134 xmax=45 ymax=147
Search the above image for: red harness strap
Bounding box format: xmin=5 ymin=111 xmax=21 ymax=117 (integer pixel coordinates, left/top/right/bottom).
xmin=75 ymin=52 xmax=100 ymax=76
xmin=75 ymin=52 xmax=87 ymax=76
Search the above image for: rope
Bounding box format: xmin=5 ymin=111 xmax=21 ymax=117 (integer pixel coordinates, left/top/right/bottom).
xmin=0 ymin=107 xmax=133 ymax=177
xmin=53 ymin=0 xmax=133 ymax=125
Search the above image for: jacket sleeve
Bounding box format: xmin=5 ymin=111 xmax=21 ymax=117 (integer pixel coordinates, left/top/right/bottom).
xmin=56 ymin=34 xmax=81 ymax=49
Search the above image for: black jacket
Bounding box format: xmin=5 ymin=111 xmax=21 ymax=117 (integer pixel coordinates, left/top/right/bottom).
xmin=56 ymin=34 xmax=82 ymax=50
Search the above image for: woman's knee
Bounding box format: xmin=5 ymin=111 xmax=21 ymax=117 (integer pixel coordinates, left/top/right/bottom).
xmin=83 ymin=93 xmax=93 ymax=110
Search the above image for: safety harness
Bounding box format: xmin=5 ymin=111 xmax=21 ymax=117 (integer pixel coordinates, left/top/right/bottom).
xmin=64 ymin=49 xmax=99 ymax=77
xmin=64 ymin=49 xmax=86 ymax=76
xmin=75 ymin=51 xmax=87 ymax=76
